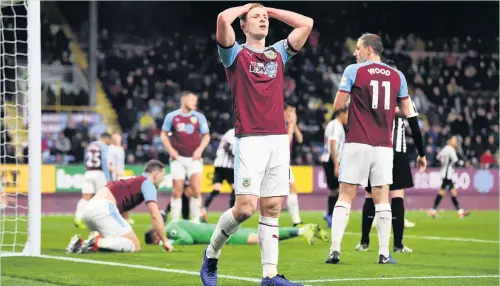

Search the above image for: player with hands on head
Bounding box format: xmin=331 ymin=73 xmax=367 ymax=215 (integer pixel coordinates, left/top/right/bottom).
xmin=201 ymin=3 xmax=313 ymax=286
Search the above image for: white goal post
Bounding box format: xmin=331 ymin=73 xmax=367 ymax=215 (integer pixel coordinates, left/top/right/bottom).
xmin=0 ymin=0 xmax=41 ymax=256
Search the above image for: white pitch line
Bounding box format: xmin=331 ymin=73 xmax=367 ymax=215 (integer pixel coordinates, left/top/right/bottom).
xmin=296 ymin=275 xmax=500 ymax=283
xmin=38 ymin=254 xmax=261 ymax=283
xmin=344 ymin=232 xmax=499 ymax=244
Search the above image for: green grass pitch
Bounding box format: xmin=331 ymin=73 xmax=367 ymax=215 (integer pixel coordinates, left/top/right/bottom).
xmin=1 ymin=211 xmax=499 ymax=285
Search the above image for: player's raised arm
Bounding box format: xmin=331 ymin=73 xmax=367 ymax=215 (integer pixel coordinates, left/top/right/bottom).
xmin=266 ymin=7 xmax=313 ymax=52
xmin=217 ymin=4 xmax=254 ymax=47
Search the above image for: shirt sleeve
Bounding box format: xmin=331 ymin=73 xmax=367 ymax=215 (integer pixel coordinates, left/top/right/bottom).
xmin=140 ymin=178 xmax=158 ymax=202
xmin=197 ymin=113 xmax=210 ymax=134
xmin=100 ymin=143 xmax=111 ymax=181
xmin=331 ymin=122 xmax=342 ymax=142
xmin=408 ymin=97 xmax=420 ymax=118
xmin=338 ymin=64 xmax=357 ymax=93
xmin=397 ymin=70 xmax=409 ymax=99
xmin=271 ymin=39 xmax=297 ymax=66
xmin=217 ymin=42 xmax=243 ymax=68
xmin=162 ymin=112 xmax=175 ymax=132
xmin=450 ymin=149 xmax=459 ymax=164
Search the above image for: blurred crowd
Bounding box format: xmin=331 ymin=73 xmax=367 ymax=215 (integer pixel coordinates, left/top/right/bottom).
xmin=1 ymin=2 xmax=498 ymax=169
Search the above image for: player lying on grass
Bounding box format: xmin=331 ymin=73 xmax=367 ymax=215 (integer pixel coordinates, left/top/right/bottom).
xmin=66 ymin=160 xmax=173 ymax=254
xmin=144 ymin=219 xmax=329 ymax=246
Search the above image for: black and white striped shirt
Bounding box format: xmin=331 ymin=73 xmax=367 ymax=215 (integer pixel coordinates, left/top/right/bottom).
xmin=214 ymin=128 xmax=235 ymax=169
xmin=392 ymin=98 xmax=419 ymax=153
xmin=392 ymin=116 xmax=407 ymax=153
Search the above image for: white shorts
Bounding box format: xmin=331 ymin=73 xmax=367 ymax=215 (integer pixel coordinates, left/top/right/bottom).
xmin=289 ymin=168 xmax=295 ymax=184
xmin=339 ymin=143 xmax=393 ymax=187
xmin=234 ymin=135 xmax=290 ymax=198
xmin=170 ymin=155 xmax=203 ymax=180
xmin=82 ymin=198 xmax=132 ymax=237
xmin=82 ymin=170 xmax=108 ymax=195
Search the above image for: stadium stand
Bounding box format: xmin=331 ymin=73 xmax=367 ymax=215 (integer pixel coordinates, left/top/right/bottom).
xmin=10 ymin=2 xmax=498 ymax=168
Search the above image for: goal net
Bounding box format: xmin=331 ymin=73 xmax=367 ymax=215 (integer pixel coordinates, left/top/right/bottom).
xmin=0 ymin=0 xmax=41 ymax=256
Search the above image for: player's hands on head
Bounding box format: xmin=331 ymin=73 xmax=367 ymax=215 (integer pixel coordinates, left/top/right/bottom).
xmin=192 ymin=148 xmax=203 ymax=160
xmin=417 ymin=156 xmax=427 ymax=172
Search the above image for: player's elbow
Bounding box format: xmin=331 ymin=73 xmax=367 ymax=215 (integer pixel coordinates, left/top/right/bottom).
xmin=217 ymin=13 xmax=230 ymax=27
xmin=303 ymin=17 xmax=314 ymax=31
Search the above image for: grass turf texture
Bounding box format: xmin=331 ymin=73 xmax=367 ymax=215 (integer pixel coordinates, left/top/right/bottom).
xmin=1 ymin=211 xmax=499 ymax=285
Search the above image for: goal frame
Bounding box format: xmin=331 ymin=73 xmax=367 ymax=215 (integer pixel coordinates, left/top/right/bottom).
xmin=1 ymin=0 xmax=42 ymax=257
xmin=24 ymin=0 xmax=41 ymax=256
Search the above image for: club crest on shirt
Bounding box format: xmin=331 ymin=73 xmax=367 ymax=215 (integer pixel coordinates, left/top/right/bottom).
xmin=190 ymin=116 xmax=198 ymax=124
xmin=242 ymin=178 xmax=251 ymax=188
xmin=249 ymin=61 xmax=278 ymax=78
xmin=264 ymin=50 xmax=277 ymax=60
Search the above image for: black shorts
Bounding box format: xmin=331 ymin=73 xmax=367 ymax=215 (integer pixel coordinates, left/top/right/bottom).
xmin=213 ymin=167 xmax=234 ymax=185
xmin=322 ymin=158 xmax=339 ymax=190
xmin=441 ymin=179 xmax=455 ymax=191
xmin=366 ymin=151 xmax=413 ymax=193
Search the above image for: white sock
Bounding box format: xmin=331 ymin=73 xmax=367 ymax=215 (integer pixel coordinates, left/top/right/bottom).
xmin=98 ymin=237 xmax=135 ymax=252
xmin=287 ymin=194 xmax=301 ymax=225
xmin=206 ymin=209 xmax=240 ymax=259
xmin=189 ymin=196 xmax=202 ymax=223
xmin=330 ymin=201 xmax=351 ymax=253
xmin=170 ymin=197 xmax=182 ymax=221
xmin=75 ymin=199 xmax=88 ymax=221
xmin=375 ymin=203 xmax=392 ymax=257
xmin=259 ymin=216 xmax=279 ymax=278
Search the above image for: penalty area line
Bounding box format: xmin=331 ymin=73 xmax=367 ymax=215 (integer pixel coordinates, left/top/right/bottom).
xmin=344 ymin=232 xmax=499 ymax=244
xmin=38 ymin=254 xmax=262 ymax=284
xmin=296 ymin=274 xmax=500 ymax=283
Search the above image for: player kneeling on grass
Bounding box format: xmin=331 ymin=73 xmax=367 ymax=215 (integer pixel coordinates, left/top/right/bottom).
xmin=144 ymin=219 xmax=329 ymax=246
xmin=66 ymin=160 xmax=173 ymax=254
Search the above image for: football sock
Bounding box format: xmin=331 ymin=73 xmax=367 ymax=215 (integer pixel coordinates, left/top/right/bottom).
xmin=451 ymin=196 xmax=461 ymax=210
xmin=181 ymin=192 xmax=190 ymax=220
xmin=278 ymin=227 xmax=299 ymax=240
xmin=98 ymin=237 xmax=135 ymax=252
xmin=391 ymin=197 xmax=405 ymax=248
xmin=432 ymin=194 xmax=443 ymax=210
xmin=375 ymin=203 xmax=392 ymax=257
xmin=204 ymin=190 xmax=220 ymax=209
xmin=170 ymin=197 xmax=182 ymax=220
xmin=189 ymin=196 xmax=202 ymax=223
xmin=330 ymin=201 xmax=351 ymax=253
xmin=287 ymin=194 xmax=302 ymax=225
xmin=327 ymin=195 xmax=338 ymax=216
xmin=207 ymin=209 xmax=240 ymax=259
xmin=259 ymin=216 xmax=279 ymax=278
xmin=75 ymin=199 xmax=88 ymax=222
xmin=229 ymin=190 xmax=236 ymax=208
xmin=361 ymin=198 xmax=375 ymax=245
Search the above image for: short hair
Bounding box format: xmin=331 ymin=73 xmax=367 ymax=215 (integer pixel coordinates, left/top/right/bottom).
xmin=358 ymin=33 xmax=384 ymax=55
xmin=384 ymin=59 xmax=396 ymax=68
xmin=100 ymin=132 xmax=111 ymax=139
xmin=179 ymin=91 xmax=196 ymax=98
xmin=144 ymin=229 xmax=155 ymax=244
xmin=144 ymin=160 xmax=165 ymax=173
xmin=240 ymin=3 xmax=265 ymax=21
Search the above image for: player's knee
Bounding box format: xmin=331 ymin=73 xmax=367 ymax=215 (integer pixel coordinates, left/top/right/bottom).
xmin=82 ymin=194 xmax=93 ymax=200
xmin=439 ymin=189 xmax=447 ymax=196
xmin=233 ymin=199 xmax=257 ymax=221
xmin=450 ymin=189 xmax=457 ymax=197
xmin=259 ymin=197 xmax=283 ymax=218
